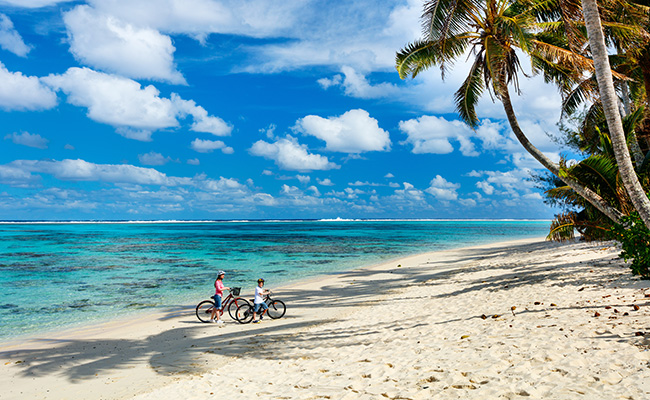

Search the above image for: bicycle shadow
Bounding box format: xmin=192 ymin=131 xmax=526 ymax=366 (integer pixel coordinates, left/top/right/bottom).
xmin=0 ymin=238 xmax=635 ymax=397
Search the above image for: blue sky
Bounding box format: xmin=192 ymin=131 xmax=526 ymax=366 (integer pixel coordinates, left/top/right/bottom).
xmin=0 ymin=0 xmax=566 ymax=220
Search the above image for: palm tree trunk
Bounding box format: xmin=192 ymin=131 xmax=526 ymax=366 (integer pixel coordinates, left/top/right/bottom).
xmin=582 ymin=0 xmax=650 ymax=229
xmin=500 ymin=88 xmax=624 ymax=223
xmin=620 ymin=83 xmax=645 ymax=166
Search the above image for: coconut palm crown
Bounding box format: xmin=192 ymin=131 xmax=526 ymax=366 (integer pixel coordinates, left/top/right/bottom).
xmin=396 ymin=0 xmax=625 ymax=223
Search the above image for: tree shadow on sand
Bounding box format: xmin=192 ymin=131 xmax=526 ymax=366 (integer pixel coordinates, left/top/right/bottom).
xmin=1 ymin=239 xmax=644 ymax=384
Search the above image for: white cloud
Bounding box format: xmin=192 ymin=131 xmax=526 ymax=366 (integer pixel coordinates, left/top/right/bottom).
xmin=4 ymin=132 xmax=49 ymax=149
xmin=0 ymin=62 xmax=57 ymax=111
xmin=2 ymin=159 xmax=258 ymax=204
xmin=307 ymin=185 xmax=320 ymax=196
xmin=238 ymin=0 xmax=421 ymax=73
xmin=384 ymin=173 xmax=394 ymax=178
xmin=259 ymin=124 xmax=277 ymax=140
xmin=86 ymin=0 xmax=304 ymax=40
xmin=317 ymin=74 xmax=342 ymax=90
xmin=249 ymin=137 xmax=339 ymax=171
xmin=349 ymin=181 xmax=382 ymax=187
xmin=171 ymin=94 xmax=232 ymax=136
xmin=295 ymin=109 xmax=390 ymax=153
xmin=510 ymin=151 xmax=560 ymax=170
xmin=317 ymin=178 xmax=334 ymax=186
xmin=296 ymin=175 xmax=310 ymax=184
xmin=9 ymin=159 xmax=191 ymax=186
xmin=476 ymin=181 xmax=495 ymax=195
xmin=138 ymin=151 xmax=172 ymax=166
xmin=0 ymin=164 xmax=39 ymax=187
xmin=425 ymin=175 xmax=460 ymax=201
xmin=399 ymin=115 xmax=478 ymax=156
xmin=43 ymin=67 xmax=177 ymax=131
xmin=190 ymin=138 xmax=233 ymax=154
xmin=187 ymin=158 xmax=200 ymax=165
xmin=0 ymin=14 xmax=31 ymax=56
xmin=469 ymin=169 xmax=540 ymax=199
xmin=321 ymin=66 xmax=398 ymax=99
xmin=64 ymin=5 xmax=185 ymax=84
xmin=0 ymin=0 xmax=73 ymax=7
xmin=42 ymin=68 xmax=227 ymax=140
xmin=390 ymin=182 xmax=428 ymax=205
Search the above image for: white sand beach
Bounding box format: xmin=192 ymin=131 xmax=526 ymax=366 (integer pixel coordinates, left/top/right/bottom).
xmin=2 ymin=237 xmax=650 ymax=399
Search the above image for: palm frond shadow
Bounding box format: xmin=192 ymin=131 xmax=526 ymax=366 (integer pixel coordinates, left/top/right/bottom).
xmin=1 ymin=239 xmax=640 ymax=384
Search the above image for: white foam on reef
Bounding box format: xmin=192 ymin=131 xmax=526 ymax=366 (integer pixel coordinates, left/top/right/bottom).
xmin=0 ymin=218 xmax=552 ymax=225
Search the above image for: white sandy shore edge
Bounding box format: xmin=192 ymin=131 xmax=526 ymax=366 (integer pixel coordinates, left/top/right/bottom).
xmin=2 ymin=237 xmax=650 ymax=400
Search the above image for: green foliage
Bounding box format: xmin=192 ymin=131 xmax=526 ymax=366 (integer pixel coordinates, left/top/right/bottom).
xmin=611 ymin=213 xmax=650 ymax=279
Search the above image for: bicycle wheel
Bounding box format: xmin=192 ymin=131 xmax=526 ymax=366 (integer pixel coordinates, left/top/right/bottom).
xmin=235 ymin=303 xmax=254 ymax=324
xmin=196 ymin=300 xmax=216 ymax=323
xmin=267 ymin=300 xmax=286 ymax=319
xmin=227 ymin=297 xmax=250 ymax=320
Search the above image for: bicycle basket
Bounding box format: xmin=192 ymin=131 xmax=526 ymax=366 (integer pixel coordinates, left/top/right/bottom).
xmin=231 ymin=287 xmax=241 ymax=296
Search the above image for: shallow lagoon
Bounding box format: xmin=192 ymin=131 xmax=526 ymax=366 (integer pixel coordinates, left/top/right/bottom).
xmin=0 ymin=220 xmax=550 ymax=340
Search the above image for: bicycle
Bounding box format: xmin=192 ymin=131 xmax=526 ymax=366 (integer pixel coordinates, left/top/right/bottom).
xmin=235 ymin=292 xmax=286 ymax=324
xmin=195 ymin=287 xmax=250 ymax=322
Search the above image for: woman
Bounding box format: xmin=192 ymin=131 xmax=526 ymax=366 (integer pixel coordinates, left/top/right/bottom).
xmin=210 ymin=270 xmax=230 ymax=324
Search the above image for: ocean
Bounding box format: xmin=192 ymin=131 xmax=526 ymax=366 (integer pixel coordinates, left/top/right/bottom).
xmin=0 ymin=220 xmax=550 ymax=341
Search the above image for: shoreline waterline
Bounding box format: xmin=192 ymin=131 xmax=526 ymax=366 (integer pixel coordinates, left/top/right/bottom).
xmin=0 ymin=235 xmax=548 ymax=348
xmin=3 ymin=236 xmax=645 ymax=400
xmin=0 ymin=220 xmax=551 ymax=342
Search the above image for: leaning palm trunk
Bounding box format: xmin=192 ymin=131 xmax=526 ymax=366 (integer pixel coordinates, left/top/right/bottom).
xmin=501 ymin=88 xmax=624 ymax=223
xmin=582 ymin=0 xmax=650 ymax=229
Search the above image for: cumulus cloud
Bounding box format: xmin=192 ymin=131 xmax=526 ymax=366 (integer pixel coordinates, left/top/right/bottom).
xmin=295 ymin=109 xmax=390 ymax=153
xmin=171 ymin=94 xmax=232 ymax=136
xmin=470 ymin=169 xmax=539 ymax=198
xmin=399 ymin=115 xmax=478 ymax=156
xmin=42 ymin=68 xmax=228 ymax=140
xmin=425 ymin=175 xmax=460 ymax=201
xmin=0 ymin=164 xmax=39 ymax=187
xmin=190 ymin=138 xmax=233 ymax=154
xmin=390 ymin=182 xmax=428 ymax=207
xmin=249 ymin=137 xmax=339 ymax=171
xmin=320 ymin=66 xmax=399 ymax=99
xmin=317 ymin=178 xmax=334 ymax=186
xmin=476 ymin=180 xmax=495 ymax=195
xmin=0 ymin=62 xmax=57 ymax=111
xmin=0 ymin=14 xmax=31 ymax=56
xmin=138 ymin=151 xmax=172 ymax=166
xmin=296 ymin=175 xmax=310 ymax=184
xmin=317 ymin=74 xmax=342 ymax=90
xmin=4 ymin=131 xmax=49 ymax=149
xmin=64 ymin=5 xmax=185 ymax=84
xmin=43 ymin=67 xmax=177 ymax=130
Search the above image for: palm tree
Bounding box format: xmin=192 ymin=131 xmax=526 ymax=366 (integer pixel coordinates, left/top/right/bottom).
xmin=396 ymin=0 xmax=624 ymax=222
xmin=581 ymin=0 xmax=650 ymax=229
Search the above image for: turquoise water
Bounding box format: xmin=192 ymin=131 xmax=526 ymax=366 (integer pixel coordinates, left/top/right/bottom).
xmin=0 ymin=220 xmax=549 ymax=341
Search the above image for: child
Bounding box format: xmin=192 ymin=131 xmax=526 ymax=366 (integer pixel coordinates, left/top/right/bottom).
xmin=210 ymin=270 xmax=230 ymax=324
xmin=252 ymin=278 xmax=270 ymax=323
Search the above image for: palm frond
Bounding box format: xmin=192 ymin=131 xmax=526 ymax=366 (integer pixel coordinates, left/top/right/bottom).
xmin=547 ymin=212 xmax=578 ymax=241
xmin=454 ymin=57 xmax=485 ymax=128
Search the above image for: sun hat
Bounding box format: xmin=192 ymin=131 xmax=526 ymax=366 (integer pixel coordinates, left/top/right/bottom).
xmin=217 ymin=270 xmax=225 ymax=276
